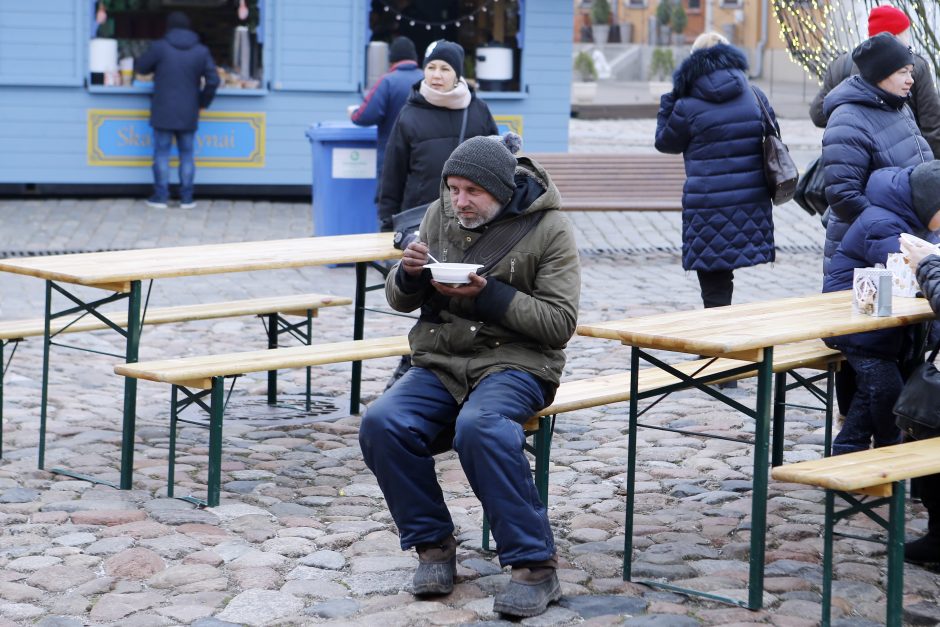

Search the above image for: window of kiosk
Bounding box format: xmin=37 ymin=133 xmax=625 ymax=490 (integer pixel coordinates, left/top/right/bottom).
xmin=87 ymin=0 xmax=265 ymax=94
xmin=368 ymin=0 xmax=524 ymax=97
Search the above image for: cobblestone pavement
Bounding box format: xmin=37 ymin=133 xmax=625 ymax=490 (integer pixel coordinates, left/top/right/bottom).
xmin=0 ymin=120 xmax=937 ymax=626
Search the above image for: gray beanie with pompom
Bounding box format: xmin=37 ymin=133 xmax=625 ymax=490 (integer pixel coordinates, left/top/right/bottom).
xmin=441 ymin=132 xmax=522 ymax=205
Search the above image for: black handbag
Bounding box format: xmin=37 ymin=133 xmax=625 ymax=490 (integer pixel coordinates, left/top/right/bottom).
xmin=391 ymin=202 xmax=430 ymax=250
xmin=751 ymin=87 xmax=799 ymax=206
xmin=894 ymin=339 xmax=940 ymax=440
xmin=793 ymin=155 xmax=828 ymax=217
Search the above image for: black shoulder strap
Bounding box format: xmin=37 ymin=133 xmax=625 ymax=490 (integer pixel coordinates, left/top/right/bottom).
xmin=461 ymin=211 xmax=546 ymax=275
xmin=458 ymin=106 xmax=469 ymax=144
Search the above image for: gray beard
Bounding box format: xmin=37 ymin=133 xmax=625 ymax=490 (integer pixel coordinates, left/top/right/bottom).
xmin=456 ymin=215 xmax=486 ymax=229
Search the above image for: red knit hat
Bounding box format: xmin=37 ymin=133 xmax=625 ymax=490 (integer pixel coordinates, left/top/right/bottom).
xmin=868 ymin=6 xmax=911 ymax=37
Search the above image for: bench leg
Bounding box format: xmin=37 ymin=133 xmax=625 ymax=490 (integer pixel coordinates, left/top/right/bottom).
xmin=119 ymin=280 xmax=142 ymax=491
xmin=38 ymin=280 xmax=52 ymax=470
xmin=886 ymin=481 xmax=905 ymax=627
xmin=267 ymin=313 xmax=278 ymax=405
xmin=168 ymin=386 xmax=178 ymax=498
xmin=306 ymin=310 xmax=313 ymax=412
xmin=623 ymin=346 xmax=641 ymax=581
xmin=822 ymin=489 xmax=834 ymax=627
xmin=821 ymin=481 xmax=905 ymax=627
xmin=206 ymin=376 xmax=225 ymax=508
xmin=350 ymin=262 xmax=367 ymax=415
xmin=772 ymin=372 xmax=787 ymax=467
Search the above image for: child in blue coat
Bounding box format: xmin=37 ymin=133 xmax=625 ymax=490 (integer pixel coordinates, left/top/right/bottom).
xmin=823 ymin=161 xmax=940 ymax=455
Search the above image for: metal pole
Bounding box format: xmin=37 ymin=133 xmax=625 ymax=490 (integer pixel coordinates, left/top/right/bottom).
xmin=623 ymin=346 xmax=640 ymax=581
xmin=350 ymin=261 xmax=367 ymax=414
xmin=885 ymin=481 xmax=905 ymax=627
xmin=747 ymin=346 xmax=773 ymax=609
xmin=207 ymin=376 xmax=224 ymax=508
xmin=38 ymin=281 xmax=53 ymax=470
xmin=168 ymin=386 xmax=178 ymax=498
xmin=822 ymin=490 xmax=834 ymax=627
xmin=119 ymin=281 xmax=142 ymax=490
xmin=771 ymin=372 xmax=786 ymax=467
xmin=306 ymin=309 xmax=313 ymax=412
xmin=267 ymin=313 xmax=277 ymax=405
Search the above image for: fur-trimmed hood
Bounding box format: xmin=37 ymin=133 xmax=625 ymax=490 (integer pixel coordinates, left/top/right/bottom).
xmin=672 ymin=43 xmax=750 ymax=101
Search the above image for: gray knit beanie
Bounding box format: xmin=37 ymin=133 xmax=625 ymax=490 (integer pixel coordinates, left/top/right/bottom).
xmin=910 ymin=161 xmax=940 ymax=227
xmin=442 ymin=133 xmax=522 ymax=205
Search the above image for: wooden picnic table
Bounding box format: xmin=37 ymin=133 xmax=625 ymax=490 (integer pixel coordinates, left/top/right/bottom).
xmin=576 ymin=290 xmax=936 ymax=610
xmin=0 ymin=232 xmax=401 ymax=490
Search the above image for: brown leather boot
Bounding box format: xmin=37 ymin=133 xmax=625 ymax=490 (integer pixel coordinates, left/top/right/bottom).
xmin=412 ymin=534 xmax=457 ymax=596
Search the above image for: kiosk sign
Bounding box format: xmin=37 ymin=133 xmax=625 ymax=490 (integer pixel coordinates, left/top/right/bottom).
xmin=88 ymin=109 xmax=265 ymax=167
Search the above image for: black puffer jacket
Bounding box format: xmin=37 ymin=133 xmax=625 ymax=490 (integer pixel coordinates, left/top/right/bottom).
xmin=917 ymin=254 xmax=940 ymax=314
xmin=378 ymin=83 xmax=498 ymax=230
xmin=821 ymin=76 xmax=932 ymax=277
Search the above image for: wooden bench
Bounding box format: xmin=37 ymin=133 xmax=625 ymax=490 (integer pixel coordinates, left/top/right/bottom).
xmin=527 ymin=152 xmax=685 ymax=211
xmin=772 ymin=439 xmax=940 ymax=627
xmin=0 ymin=293 xmax=352 ymax=458
xmin=115 ymin=337 xmax=840 ymax=513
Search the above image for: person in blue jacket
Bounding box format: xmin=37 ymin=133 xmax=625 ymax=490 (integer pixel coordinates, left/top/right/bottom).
xmin=135 ymin=11 xmax=219 ymax=210
xmin=654 ymin=32 xmax=776 ymax=312
xmin=822 ymin=162 xmax=940 ymax=455
xmin=350 ymin=36 xmax=424 ymax=182
xmin=820 ymin=32 xmax=932 ymax=428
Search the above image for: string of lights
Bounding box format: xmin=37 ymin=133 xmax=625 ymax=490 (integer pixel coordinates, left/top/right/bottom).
xmin=374 ymin=0 xmax=499 ymax=31
xmin=774 ymin=0 xmax=940 ymax=83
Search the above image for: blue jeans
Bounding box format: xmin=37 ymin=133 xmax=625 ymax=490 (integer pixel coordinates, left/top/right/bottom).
xmin=359 ymin=367 xmax=555 ymax=566
xmin=832 ymin=354 xmax=903 ymax=455
xmin=152 ymin=129 xmax=195 ymax=203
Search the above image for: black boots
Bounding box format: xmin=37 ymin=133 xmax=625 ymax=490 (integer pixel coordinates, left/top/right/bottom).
xmin=906 ymin=475 xmax=940 ymax=566
xmin=413 ymin=534 xmax=457 ymax=596
xmin=493 ymin=561 xmax=562 ymax=618
xmin=904 ymin=532 xmax=940 ymax=565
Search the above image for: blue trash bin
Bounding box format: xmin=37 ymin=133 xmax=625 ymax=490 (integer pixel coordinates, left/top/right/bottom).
xmin=306 ymin=122 xmax=379 ymax=237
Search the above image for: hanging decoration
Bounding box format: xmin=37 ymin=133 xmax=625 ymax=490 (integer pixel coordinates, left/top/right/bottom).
xmin=375 ymin=0 xmax=499 ymax=30
xmin=774 ymin=0 xmax=940 ymax=83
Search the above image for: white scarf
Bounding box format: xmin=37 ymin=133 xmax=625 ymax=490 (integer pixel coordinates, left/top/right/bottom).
xmin=419 ymin=78 xmax=472 ymax=110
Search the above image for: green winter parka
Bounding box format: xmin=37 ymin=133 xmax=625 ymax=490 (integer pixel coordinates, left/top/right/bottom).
xmin=385 ymin=156 xmax=581 ymax=405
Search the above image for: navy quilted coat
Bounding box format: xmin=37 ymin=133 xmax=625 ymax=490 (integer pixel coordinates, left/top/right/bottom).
xmin=821 ymin=76 xmax=931 ymax=277
xmin=822 ymin=166 xmax=927 ymax=358
xmin=655 ymin=44 xmax=775 ymax=272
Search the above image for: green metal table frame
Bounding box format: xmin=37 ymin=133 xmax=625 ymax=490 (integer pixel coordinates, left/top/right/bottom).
xmin=622 ymin=346 xmax=837 ymax=610
xmin=34 ymin=260 xmax=383 ymax=492
xmin=821 ymin=483 xmax=906 ymax=627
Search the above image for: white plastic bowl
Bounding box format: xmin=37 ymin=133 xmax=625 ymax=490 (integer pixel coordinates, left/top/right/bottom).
xmin=424 ymin=262 xmax=484 ymax=284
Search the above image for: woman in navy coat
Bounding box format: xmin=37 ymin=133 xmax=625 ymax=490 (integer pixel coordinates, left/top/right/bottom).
xmin=654 ymin=32 xmax=776 ymax=310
